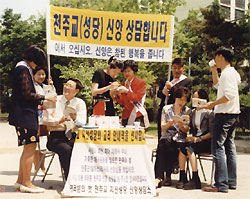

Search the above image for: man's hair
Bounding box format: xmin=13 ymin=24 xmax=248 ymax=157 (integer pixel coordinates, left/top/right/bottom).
xmin=174 ymin=86 xmax=191 ymax=102
xmin=172 ymin=58 xmax=184 ymax=67
xmin=122 ymin=60 xmax=138 ymax=72
xmin=196 ymin=89 xmax=209 ymax=102
xmin=108 ymin=56 xmax=123 ymax=69
xmin=69 ymin=78 xmax=83 ymax=90
xmin=215 ymin=46 xmax=234 ymax=63
xmin=23 ymin=45 xmax=47 ymax=67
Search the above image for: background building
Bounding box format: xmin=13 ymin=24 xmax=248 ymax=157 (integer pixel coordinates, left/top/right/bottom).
xmin=175 ymin=0 xmax=249 ymax=21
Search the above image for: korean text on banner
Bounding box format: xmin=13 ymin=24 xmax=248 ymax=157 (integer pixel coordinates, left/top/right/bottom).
xmin=62 ymin=128 xmax=156 ymax=198
xmin=46 ymin=6 xmax=174 ymax=62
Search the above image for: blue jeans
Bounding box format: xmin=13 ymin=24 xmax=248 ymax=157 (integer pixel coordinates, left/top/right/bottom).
xmin=212 ymin=113 xmax=238 ymax=192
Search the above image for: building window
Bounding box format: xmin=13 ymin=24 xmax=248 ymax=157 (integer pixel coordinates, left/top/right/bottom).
xmin=220 ymin=0 xmax=231 ymax=5
xmin=236 ymin=0 xmax=245 ymax=9
xmin=235 ymin=9 xmax=245 ymax=19
xmin=221 ymin=5 xmax=231 ymax=20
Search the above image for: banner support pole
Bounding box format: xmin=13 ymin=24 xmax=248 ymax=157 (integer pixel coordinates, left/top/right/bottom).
xmin=47 ymin=54 xmax=51 ymax=79
xmin=167 ymin=61 xmax=171 ymax=81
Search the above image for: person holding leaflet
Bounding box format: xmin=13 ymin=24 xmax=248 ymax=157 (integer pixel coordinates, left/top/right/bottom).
xmin=203 ymin=47 xmax=241 ymax=193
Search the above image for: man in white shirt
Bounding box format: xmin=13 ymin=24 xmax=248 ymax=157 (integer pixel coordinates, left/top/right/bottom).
xmin=203 ymin=47 xmax=241 ymax=193
xmin=44 ymin=79 xmax=87 ymax=180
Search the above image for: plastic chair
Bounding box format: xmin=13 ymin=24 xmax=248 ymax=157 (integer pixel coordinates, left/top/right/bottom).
xmin=32 ymin=139 xmax=65 ymax=183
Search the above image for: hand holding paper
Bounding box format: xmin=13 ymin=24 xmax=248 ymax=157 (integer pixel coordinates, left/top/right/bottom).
xmin=192 ymin=98 xmax=207 ymax=108
xmin=172 ymin=115 xmax=190 ymax=125
xmin=64 ymin=106 xmax=76 ymax=117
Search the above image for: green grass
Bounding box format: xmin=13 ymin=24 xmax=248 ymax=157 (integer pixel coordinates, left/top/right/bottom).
xmin=146 ymin=122 xmax=158 ymax=137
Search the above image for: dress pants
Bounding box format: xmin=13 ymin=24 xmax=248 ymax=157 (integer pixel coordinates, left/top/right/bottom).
xmin=47 ymin=131 xmax=76 ymax=180
xmin=154 ymin=138 xmax=179 ymax=179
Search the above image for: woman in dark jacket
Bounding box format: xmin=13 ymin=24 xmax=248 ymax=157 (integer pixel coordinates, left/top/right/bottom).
xmin=176 ymin=89 xmax=214 ymax=190
xmin=8 ymin=45 xmax=53 ymax=193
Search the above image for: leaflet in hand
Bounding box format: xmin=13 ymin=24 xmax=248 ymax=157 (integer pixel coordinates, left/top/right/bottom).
xmin=172 ymin=115 xmax=190 ymax=125
xmin=192 ymin=98 xmax=207 ymax=108
xmin=64 ymin=106 xmax=76 ymax=117
xmin=43 ymin=85 xmax=57 ymax=109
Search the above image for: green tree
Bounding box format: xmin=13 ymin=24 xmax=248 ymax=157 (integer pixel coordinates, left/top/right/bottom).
xmin=175 ymin=0 xmax=249 ymax=91
xmin=0 ymin=9 xmax=46 ymax=112
xmin=49 ymin=0 xmax=185 ymax=119
xmin=175 ymin=0 xmax=250 ymax=130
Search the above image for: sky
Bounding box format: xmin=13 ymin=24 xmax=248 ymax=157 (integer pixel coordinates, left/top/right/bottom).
xmin=0 ymin=0 xmax=50 ymax=20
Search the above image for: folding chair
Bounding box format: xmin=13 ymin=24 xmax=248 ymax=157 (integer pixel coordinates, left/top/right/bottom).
xmin=186 ymin=153 xmax=215 ymax=185
xmin=197 ymin=153 xmax=215 ymax=186
xmin=151 ymin=148 xmax=157 ymax=162
xmin=32 ymin=139 xmax=65 ymax=183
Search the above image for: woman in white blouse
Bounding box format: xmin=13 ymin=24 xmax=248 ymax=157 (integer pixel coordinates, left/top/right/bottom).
xmin=176 ymin=89 xmax=214 ymax=190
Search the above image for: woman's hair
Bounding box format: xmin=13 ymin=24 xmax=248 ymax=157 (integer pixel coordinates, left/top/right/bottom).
xmin=215 ymin=46 xmax=234 ymax=63
xmin=23 ymin=45 xmax=47 ymax=67
xmin=196 ymin=89 xmax=209 ymax=102
xmin=108 ymin=56 xmax=123 ymax=69
xmin=174 ymin=86 xmax=191 ymax=102
xmin=172 ymin=58 xmax=184 ymax=67
xmin=69 ymin=78 xmax=83 ymax=90
xmin=32 ymin=66 xmax=48 ymax=75
xmin=122 ymin=60 xmax=138 ymax=72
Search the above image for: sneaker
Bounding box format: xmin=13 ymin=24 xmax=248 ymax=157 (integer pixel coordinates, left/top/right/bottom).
xmin=184 ymin=179 xmax=201 ymax=190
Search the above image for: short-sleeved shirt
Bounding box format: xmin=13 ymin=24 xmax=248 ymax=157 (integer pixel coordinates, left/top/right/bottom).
xmin=160 ymin=104 xmax=191 ymax=142
xmin=92 ymin=69 xmax=115 ymax=116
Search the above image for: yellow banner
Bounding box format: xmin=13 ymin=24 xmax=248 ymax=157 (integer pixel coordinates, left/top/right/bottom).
xmin=49 ymin=6 xmax=173 ymax=48
xmin=76 ymin=128 xmax=146 ymax=145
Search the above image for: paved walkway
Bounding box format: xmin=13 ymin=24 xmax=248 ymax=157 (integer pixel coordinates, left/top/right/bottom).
xmin=0 ymin=121 xmax=250 ymax=199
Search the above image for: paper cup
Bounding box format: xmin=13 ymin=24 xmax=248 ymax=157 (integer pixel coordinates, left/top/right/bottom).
xmin=209 ymin=59 xmax=216 ymax=67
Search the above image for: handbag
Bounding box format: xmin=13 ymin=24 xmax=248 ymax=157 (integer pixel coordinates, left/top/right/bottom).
xmin=39 ymin=125 xmax=49 ymax=136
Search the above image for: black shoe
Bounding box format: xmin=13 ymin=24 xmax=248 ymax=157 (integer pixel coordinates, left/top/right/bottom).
xmin=163 ymin=178 xmax=172 ymax=186
xmin=176 ymin=181 xmax=185 ymax=189
xmin=184 ymin=179 xmax=201 ymax=190
xmin=229 ymin=185 xmax=237 ymax=190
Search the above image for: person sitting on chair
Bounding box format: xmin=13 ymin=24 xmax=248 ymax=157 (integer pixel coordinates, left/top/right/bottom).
xmin=176 ymin=89 xmax=214 ymax=190
xmin=154 ymin=87 xmax=191 ymax=188
xmin=32 ymin=66 xmax=56 ymax=176
xmin=44 ymin=78 xmax=87 ymax=180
